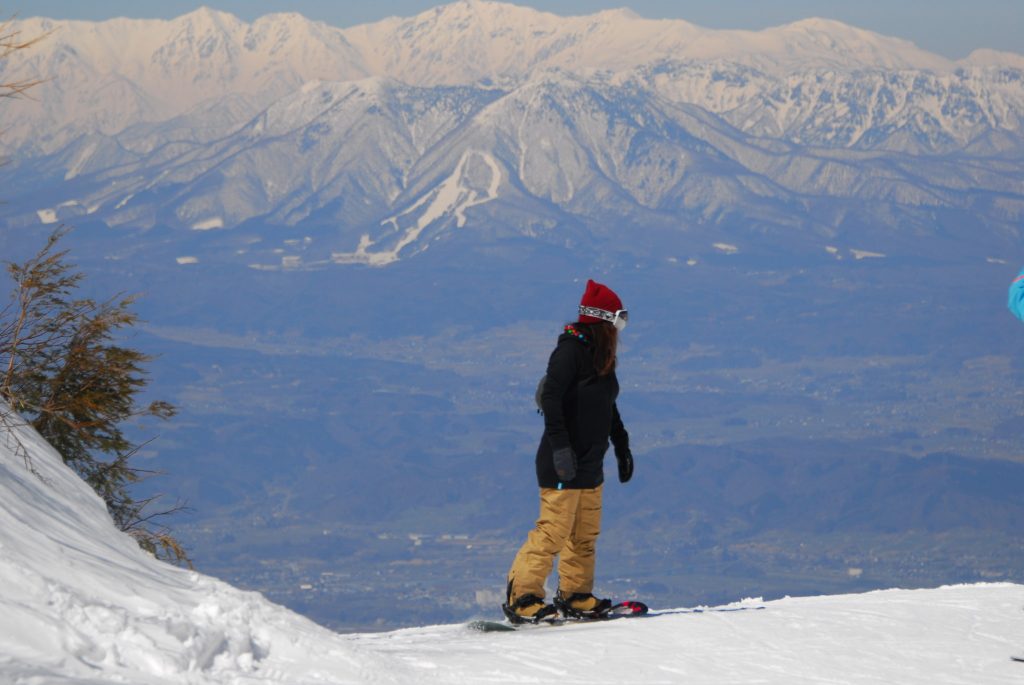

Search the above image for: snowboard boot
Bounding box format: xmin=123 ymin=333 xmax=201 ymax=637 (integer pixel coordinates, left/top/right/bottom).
xmin=502 ymin=593 xmax=559 ymax=625
xmin=554 ymin=590 xmax=613 ymax=619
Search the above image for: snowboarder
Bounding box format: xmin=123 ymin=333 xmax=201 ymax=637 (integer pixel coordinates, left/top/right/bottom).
xmin=503 ymin=279 xmax=634 ymax=623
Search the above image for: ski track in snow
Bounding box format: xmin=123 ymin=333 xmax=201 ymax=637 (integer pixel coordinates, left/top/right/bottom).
xmin=3 ymin=404 xmax=1024 ymax=684
xmin=348 ymin=589 xmax=1024 ymax=684
xmin=64 ymin=142 xmax=98 ymax=181
xmin=332 ymin=149 xmax=502 ymax=266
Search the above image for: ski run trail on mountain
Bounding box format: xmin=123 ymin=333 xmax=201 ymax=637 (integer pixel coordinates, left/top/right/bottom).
xmin=336 ymin=149 xmax=502 ymax=265
xmin=1 ymin=407 xmax=1022 ymax=684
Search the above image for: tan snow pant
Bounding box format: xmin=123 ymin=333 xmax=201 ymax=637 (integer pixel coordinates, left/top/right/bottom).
xmin=507 ymin=485 xmax=603 ymax=604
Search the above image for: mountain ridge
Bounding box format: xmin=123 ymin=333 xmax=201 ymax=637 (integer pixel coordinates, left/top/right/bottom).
xmin=4 ymin=1 xmax=1019 ymax=156
xmin=7 ymin=71 xmax=1021 ymax=265
xmin=2 ymin=2 xmax=1023 ymax=268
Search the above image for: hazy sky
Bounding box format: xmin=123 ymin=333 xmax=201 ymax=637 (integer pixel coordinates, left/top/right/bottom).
xmin=11 ymin=0 xmax=1023 ymax=60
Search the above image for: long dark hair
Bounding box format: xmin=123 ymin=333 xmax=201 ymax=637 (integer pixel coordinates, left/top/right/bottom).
xmin=576 ymin=321 xmax=617 ymax=376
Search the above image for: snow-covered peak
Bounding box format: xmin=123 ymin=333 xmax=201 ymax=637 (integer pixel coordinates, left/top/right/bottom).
xmin=0 ymin=9 xmax=368 ymax=155
xmin=342 ymin=0 xmax=701 ymax=85
xmin=961 ymin=48 xmax=1024 ymax=69
xmin=772 ymin=17 xmax=953 ymax=71
xmin=595 ymin=7 xmax=643 ymax=21
xmin=11 ymin=0 xmax=1015 ymax=91
xmin=338 ymin=1 xmax=955 ymax=84
xmin=340 ymin=0 xmax=574 ymax=83
xmin=4 ymin=2 xmax=1023 ymax=157
xmin=175 ymin=5 xmax=245 ymax=30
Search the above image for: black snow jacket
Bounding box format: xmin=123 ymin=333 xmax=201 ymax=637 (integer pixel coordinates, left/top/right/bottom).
xmin=535 ymin=328 xmax=630 ymax=489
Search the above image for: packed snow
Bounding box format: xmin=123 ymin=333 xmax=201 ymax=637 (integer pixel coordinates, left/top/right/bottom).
xmin=2 ymin=406 xmax=1024 ymax=684
xmin=333 ymin=149 xmax=503 ymax=266
xmin=191 ymin=218 xmax=225 ymax=231
xmin=35 ymin=201 xmax=87 ymax=225
xmin=63 ymin=141 xmax=99 ymax=181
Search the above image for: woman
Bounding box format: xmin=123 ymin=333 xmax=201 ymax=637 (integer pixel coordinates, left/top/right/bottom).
xmin=503 ymin=279 xmax=634 ymax=623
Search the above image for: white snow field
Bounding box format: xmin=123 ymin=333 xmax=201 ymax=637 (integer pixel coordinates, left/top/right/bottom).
xmin=2 ymin=409 xmax=1023 ymax=684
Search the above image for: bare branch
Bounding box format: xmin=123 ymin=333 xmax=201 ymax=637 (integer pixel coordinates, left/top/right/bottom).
xmin=0 ymin=404 xmax=40 ymax=476
xmin=0 ymin=19 xmax=52 ymax=99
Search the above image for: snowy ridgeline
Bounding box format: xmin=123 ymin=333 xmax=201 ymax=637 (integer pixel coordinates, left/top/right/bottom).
xmin=5 ymin=3 xmax=1023 ymax=258
xmin=2 ymin=410 xmax=1023 ymax=684
xmin=6 ymin=0 xmax=1020 ymax=158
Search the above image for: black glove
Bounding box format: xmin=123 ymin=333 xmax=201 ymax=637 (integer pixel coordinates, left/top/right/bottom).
xmin=616 ymin=448 xmax=633 ymax=484
xmin=552 ymin=447 xmax=577 ymax=482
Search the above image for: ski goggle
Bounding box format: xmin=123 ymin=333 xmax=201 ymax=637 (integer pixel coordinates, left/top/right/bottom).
xmin=579 ymin=305 xmax=629 ymax=331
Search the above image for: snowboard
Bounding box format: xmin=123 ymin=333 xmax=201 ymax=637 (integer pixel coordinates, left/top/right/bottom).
xmin=468 ymin=600 xmax=648 ymax=632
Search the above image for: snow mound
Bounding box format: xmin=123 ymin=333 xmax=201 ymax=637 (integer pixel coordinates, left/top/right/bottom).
xmin=0 ymin=409 xmax=392 ymax=684
xmin=2 ymin=407 xmax=1023 ymax=683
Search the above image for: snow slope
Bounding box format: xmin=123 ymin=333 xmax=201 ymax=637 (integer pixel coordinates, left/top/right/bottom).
xmin=2 ymin=407 xmax=1024 ymax=684
xmin=0 ymin=408 xmax=399 ymax=684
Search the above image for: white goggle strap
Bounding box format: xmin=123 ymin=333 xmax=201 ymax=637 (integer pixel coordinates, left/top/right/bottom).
xmin=579 ymin=305 xmax=616 ymax=323
xmin=579 ymin=305 xmax=628 ymax=330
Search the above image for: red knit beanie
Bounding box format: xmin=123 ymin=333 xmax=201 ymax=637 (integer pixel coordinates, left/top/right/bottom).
xmin=578 ymin=279 xmax=623 ymax=324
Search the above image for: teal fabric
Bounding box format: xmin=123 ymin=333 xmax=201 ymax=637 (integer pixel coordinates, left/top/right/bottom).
xmin=1009 ymin=269 xmax=1024 ymax=322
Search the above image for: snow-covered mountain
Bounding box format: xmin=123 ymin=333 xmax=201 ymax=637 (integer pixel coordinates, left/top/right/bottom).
xmin=2 ymin=8 xmax=367 ymax=155
xmin=4 ymin=1 xmax=1022 ymax=156
xmin=628 ymin=60 xmax=1024 ymax=153
xmin=7 ymin=71 xmax=1022 ymax=266
xmin=2 ymin=1 xmax=1023 ymax=267
xmin=340 ymin=5 xmax=953 ymax=84
xmin=3 ymin=393 xmax=1024 ymax=683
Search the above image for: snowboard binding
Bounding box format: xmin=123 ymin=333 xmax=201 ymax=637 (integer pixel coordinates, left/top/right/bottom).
xmin=502 ymin=594 xmax=560 ymax=625
xmin=554 ymin=591 xmax=613 ymax=620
